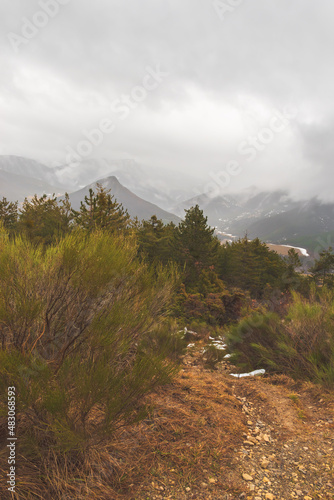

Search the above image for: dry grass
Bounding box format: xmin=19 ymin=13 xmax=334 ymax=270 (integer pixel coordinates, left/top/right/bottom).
xmin=0 ymin=363 xmax=246 ymax=499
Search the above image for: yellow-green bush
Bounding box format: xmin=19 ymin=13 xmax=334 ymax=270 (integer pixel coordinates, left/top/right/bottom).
xmin=0 ymin=227 xmax=181 ymax=456
xmin=226 ymin=286 xmax=334 ymax=387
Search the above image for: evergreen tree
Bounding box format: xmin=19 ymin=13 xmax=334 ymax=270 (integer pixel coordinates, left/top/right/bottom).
xmin=219 ymin=236 xmax=287 ymax=298
xmin=72 ymin=184 xmax=130 ymax=232
xmin=283 ymin=248 xmax=302 ymax=289
xmin=0 ymin=197 xmax=18 ymax=231
xmin=310 ymin=247 xmax=334 ymax=286
xmin=17 ymin=194 xmax=71 ymax=245
xmin=137 ymin=216 xmax=176 ymax=265
xmin=175 ymin=205 xmax=220 ymax=288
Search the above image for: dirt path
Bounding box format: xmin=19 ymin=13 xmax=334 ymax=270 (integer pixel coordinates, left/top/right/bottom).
xmin=229 ymin=375 xmax=334 ymax=500
xmin=134 ymin=345 xmax=334 ymax=500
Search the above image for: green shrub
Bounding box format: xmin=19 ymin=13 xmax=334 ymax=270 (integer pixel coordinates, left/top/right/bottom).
xmin=174 ymin=285 xmax=245 ymax=327
xmin=226 ymin=311 xmax=284 ymax=371
xmin=226 ymin=287 xmax=334 ymax=387
xmin=0 ymin=227 xmax=180 ymax=456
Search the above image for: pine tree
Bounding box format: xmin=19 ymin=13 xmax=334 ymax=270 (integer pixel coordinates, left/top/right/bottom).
xmin=137 ymin=216 xmax=176 ymax=265
xmin=17 ymin=194 xmax=71 ymax=245
xmin=72 ymin=184 xmax=130 ymax=232
xmin=175 ymin=205 xmax=220 ymax=288
xmin=310 ymin=247 xmax=334 ymax=286
xmin=0 ymin=197 xmax=18 ymax=231
xmin=218 ymin=236 xmax=288 ymax=298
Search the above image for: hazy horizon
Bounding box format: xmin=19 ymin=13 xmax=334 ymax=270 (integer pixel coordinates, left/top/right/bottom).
xmin=1 ymin=1 xmax=334 ymax=201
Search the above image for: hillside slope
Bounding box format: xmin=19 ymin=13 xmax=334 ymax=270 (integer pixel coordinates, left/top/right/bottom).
xmin=64 ymin=176 xmax=180 ymax=223
xmin=1 ymin=337 xmax=332 ymax=499
xmin=0 ymin=169 xmax=64 ymax=202
xmin=132 ymin=343 xmax=334 ymax=499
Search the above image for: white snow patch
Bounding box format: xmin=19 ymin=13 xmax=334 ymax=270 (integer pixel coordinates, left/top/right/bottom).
xmin=210 ymin=337 xmax=227 ymax=350
xmin=230 ymin=369 xmax=265 ymax=378
xmin=279 ymin=244 xmax=309 ymax=257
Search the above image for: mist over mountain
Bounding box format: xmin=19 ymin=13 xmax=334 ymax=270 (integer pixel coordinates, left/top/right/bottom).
xmin=0 ymin=154 xmax=333 ymax=253
xmin=61 ymin=175 xmax=179 ymax=224
xmin=0 ymin=155 xmax=195 ymax=210
xmin=174 ymin=188 xmax=334 ymax=253
xmin=0 ymin=156 xmax=64 ymax=199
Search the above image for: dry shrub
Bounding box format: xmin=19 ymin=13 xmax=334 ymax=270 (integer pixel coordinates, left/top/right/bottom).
xmin=0 ymin=368 xmax=246 ymax=499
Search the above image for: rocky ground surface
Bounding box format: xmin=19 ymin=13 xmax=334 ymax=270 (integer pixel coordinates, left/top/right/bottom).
xmin=135 ymin=341 xmax=334 ymax=500
xmin=230 ymin=377 xmax=334 ymax=500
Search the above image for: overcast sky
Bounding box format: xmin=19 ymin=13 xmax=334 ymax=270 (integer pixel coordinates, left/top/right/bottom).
xmin=0 ymin=0 xmax=333 ymax=198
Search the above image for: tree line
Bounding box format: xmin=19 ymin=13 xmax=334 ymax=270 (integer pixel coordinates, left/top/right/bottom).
xmin=1 ymin=185 xmax=331 ymax=304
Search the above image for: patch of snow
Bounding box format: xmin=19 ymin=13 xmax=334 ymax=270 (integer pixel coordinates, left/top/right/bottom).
xmin=230 ymin=369 xmax=265 ymax=378
xmin=210 ymin=338 xmax=227 ymax=350
xmin=211 ymin=343 xmax=227 ymax=351
xmin=279 ymin=244 xmax=309 ymax=257
xmin=224 ymin=354 xmax=232 ymax=359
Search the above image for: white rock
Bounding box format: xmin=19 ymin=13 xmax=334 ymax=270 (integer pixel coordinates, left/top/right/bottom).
xmin=242 ymin=473 xmax=253 ymax=481
xmin=265 ymin=494 xmax=275 ymax=500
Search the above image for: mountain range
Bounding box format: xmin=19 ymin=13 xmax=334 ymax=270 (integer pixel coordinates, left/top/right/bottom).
xmin=0 ymin=155 xmax=333 ymax=254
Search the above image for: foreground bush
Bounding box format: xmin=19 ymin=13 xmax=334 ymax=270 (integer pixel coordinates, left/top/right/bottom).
xmin=0 ymin=227 xmax=181 ymax=458
xmin=226 ymin=287 xmax=334 ymax=387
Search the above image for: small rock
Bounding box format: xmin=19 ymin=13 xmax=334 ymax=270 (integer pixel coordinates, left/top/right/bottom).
xmin=208 ymin=477 xmax=216 ymax=484
xmin=249 ymin=484 xmax=255 ymax=491
xmin=247 ymin=436 xmax=258 ymax=444
xmin=243 ymin=440 xmax=255 ymax=446
xmin=185 ymin=487 xmax=191 ymax=492
xmin=242 ymin=473 xmax=253 ymax=481
xmin=247 ymin=420 xmax=253 ymax=425
xmin=303 ymin=497 xmax=312 ymax=500
xmin=261 ymin=459 xmax=270 ymax=469
xmin=265 ymin=494 xmax=275 ymax=500
xmin=201 ymin=482 xmax=208 ymax=488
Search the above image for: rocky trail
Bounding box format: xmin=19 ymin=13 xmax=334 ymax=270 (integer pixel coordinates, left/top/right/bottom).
xmin=231 ymin=376 xmax=334 ymax=500
xmin=134 ymin=341 xmax=334 ymax=500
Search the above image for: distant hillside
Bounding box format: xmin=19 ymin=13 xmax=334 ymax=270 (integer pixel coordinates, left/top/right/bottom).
xmin=176 ymin=189 xmax=334 ymax=254
xmin=0 ymin=156 xmax=194 ymax=209
xmin=0 ymin=169 xmax=63 ymax=202
xmin=230 ymin=199 xmax=334 ymax=249
xmin=0 ymin=155 xmax=52 ymax=180
xmin=63 ymin=176 xmax=180 ymax=224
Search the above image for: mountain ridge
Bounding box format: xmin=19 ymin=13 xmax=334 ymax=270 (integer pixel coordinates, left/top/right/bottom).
xmin=61 ymin=175 xmax=180 ymax=224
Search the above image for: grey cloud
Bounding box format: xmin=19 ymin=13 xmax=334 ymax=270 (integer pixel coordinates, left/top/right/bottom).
xmin=0 ymin=0 xmax=333 ymax=199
